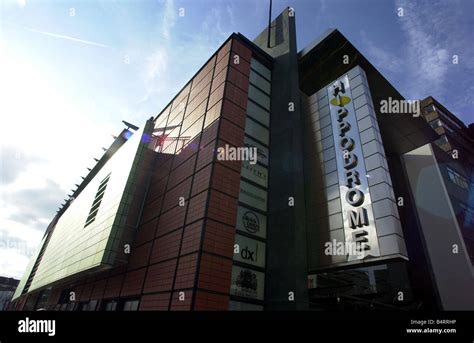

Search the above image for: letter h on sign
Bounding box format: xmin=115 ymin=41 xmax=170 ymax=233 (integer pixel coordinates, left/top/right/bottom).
xmin=332 ymin=81 xmax=345 ymax=97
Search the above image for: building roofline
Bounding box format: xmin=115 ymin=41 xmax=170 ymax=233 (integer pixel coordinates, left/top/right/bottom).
xmin=54 ymin=128 xmax=130 ymax=219
xmin=298 ymin=28 xmax=337 ymax=58
xmin=236 ymin=32 xmax=274 ymax=65
xmin=422 ymin=96 xmax=470 ymax=128
xmin=152 ymin=33 xmax=237 ymax=123
xmin=298 ymin=28 xmax=439 ymax=155
xmin=152 ymin=32 xmax=274 ymax=125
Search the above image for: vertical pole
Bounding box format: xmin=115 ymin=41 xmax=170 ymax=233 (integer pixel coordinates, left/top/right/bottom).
xmin=267 ymin=0 xmax=272 ymax=48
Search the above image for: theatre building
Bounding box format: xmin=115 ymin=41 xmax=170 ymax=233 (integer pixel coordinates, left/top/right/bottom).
xmin=11 ymin=8 xmax=474 ymax=311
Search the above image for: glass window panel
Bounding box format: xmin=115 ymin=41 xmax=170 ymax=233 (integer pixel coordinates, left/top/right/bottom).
xmin=123 ymin=300 xmax=139 ymax=311
xmin=435 ymin=108 xmax=463 ymax=130
xmin=424 ymin=105 xmax=436 ymax=114
xmin=248 ymin=84 xmax=270 ymax=110
xmin=167 ymin=105 xmax=186 ymax=127
xmin=247 ymin=100 xmax=269 ymax=127
xmin=104 ymin=300 xmax=117 ymax=311
xmin=249 ymin=71 xmax=271 ymax=95
xmin=447 ymin=167 xmax=469 ymax=190
xmin=245 ymin=117 xmax=269 ymax=145
xmin=154 ymin=106 xmax=171 ymax=130
xmin=434 ymin=135 xmax=449 ymax=146
xmin=88 ymin=300 xmax=98 ymax=311
xmin=250 ymin=58 xmax=271 ymax=81
xmin=447 ymin=169 xmax=456 ymax=183
xmin=244 ymin=136 xmax=269 ymax=166
xmin=171 ymin=84 xmax=191 ymax=112
xmin=238 ymin=180 xmax=268 ymax=212
xmin=179 ymin=115 xmax=205 ymax=151
xmin=429 ymin=119 xmax=442 ymax=130
xmin=162 ymin=126 xmax=180 ymax=153
xmin=182 ymin=108 xmax=204 ymax=134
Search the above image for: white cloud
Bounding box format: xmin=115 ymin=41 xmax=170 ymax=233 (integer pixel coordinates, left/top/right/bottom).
xmin=360 ymin=30 xmax=402 ymax=74
xmin=0 ymin=249 xmax=31 ymax=279
xmin=1 ymin=21 xmax=110 ymax=48
xmin=145 ymin=48 xmax=168 ymax=81
xmin=0 ymin=29 xmax=117 ymax=279
xmin=226 ymin=4 xmax=236 ymax=27
xmin=358 ymin=0 xmax=472 ymax=122
xmin=202 ymin=7 xmax=233 ymax=39
xmin=138 ymin=0 xmax=233 ymax=110
xmin=0 ymin=219 xmax=43 ymax=247
xmin=0 ymin=219 xmax=44 ymax=278
xmin=23 ymin=26 xmax=110 ymax=48
xmin=0 ymin=42 xmax=117 ymax=187
xmin=394 ymin=0 xmax=461 ymax=99
xmin=139 ymin=46 xmax=172 ymax=105
xmin=320 ymin=0 xmax=327 ymax=12
xmin=161 ymin=0 xmax=177 ymax=40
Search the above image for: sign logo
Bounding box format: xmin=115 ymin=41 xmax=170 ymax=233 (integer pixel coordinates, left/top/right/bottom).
xmin=239 ymin=181 xmax=267 ymax=212
xmin=241 ymin=161 xmax=268 ymax=187
xmin=234 ymin=234 xmax=266 ymax=268
xmin=230 ymin=265 xmax=265 ymax=300
xmin=240 ymin=246 xmax=256 ymax=262
xmin=327 ymin=75 xmax=381 ymax=261
xmin=235 ymin=269 xmax=258 ymax=291
xmin=243 ymin=211 xmax=259 ymax=233
xmin=330 ymin=95 xmax=351 ymax=107
xmin=244 ymin=141 xmax=269 ymax=166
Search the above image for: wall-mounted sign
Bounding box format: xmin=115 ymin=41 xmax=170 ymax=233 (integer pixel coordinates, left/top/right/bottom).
xmin=239 ymin=181 xmax=267 ymax=212
xmin=230 ymin=265 xmax=265 ymax=300
xmin=244 ymin=136 xmax=269 ymax=166
xmin=241 ymin=161 xmax=268 ymax=188
xmin=327 ymin=74 xmax=381 ymax=261
xmin=236 ymin=206 xmax=267 ymax=239
xmin=234 ymin=234 xmax=266 ymax=268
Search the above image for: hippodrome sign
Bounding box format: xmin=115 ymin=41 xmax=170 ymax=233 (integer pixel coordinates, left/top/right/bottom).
xmin=327 ymin=75 xmax=381 ymax=261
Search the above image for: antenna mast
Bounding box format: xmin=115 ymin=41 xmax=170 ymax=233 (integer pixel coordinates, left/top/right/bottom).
xmin=267 ymin=0 xmax=272 ymax=48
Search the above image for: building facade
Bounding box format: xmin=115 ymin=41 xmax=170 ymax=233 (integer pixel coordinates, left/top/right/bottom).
xmin=11 ymin=8 xmax=474 ymax=311
xmin=0 ymin=277 xmax=19 ymax=311
xmin=420 ymin=96 xmax=474 ymax=266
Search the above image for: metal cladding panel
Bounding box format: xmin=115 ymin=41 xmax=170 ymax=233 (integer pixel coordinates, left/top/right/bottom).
xmin=28 ymin=123 xmax=152 ymax=292
xmin=304 ymin=65 xmax=408 ymax=270
xmin=11 ymin=235 xmax=47 ymax=300
xmin=402 ymin=143 xmax=474 ymax=310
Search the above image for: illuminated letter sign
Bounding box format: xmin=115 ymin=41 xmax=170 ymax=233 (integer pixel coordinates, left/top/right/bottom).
xmin=327 ymin=75 xmax=381 ymax=261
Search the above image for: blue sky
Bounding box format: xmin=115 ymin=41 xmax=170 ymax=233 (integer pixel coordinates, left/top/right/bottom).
xmin=0 ymin=0 xmax=473 ymax=278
